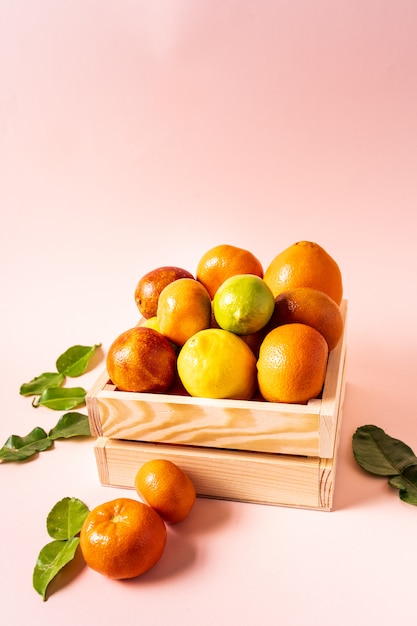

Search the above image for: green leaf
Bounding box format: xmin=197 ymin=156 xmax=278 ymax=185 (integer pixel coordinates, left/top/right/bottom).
xmin=34 ymin=387 xmax=86 ymax=411
xmin=33 ymin=497 xmax=90 ymax=600
xmin=19 ymin=372 xmax=65 ymax=397
xmin=389 ymin=465 xmax=417 ymax=505
xmin=352 ymin=425 xmax=417 ymax=506
xmin=49 ymin=412 xmax=91 ymax=440
xmin=46 ymin=497 xmax=90 ymax=540
xmin=0 ymin=427 xmax=53 ymax=462
xmin=0 ymin=414 xmax=91 ymax=464
xmin=33 ymin=537 xmax=80 ymax=601
xmin=56 ymin=344 xmax=101 ymax=377
xmin=352 ymin=425 xmax=417 ymax=475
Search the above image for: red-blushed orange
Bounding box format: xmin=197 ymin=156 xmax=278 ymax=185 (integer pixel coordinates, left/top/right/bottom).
xmin=135 ymin=266 xmax=194 ymax=319
xmin=268 ymin=287 xmax=344 ymax=351
xmin=106 ymin=326 xmax=176 ymax=392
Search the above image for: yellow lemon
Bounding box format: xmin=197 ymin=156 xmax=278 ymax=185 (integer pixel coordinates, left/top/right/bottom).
xmin=212 ymin=274 xmax=275 ymax=335
xmin=141 ymin=316 xmax=161 ymax=332
xmin=177 ymin=328 xmax=257 ymax=400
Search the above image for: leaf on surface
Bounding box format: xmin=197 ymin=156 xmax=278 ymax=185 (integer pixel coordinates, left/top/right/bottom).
xmin=49 ymin=412 xmax=91 ymax=440
xmin=34 ymin=387 xmax=86 ymax=411
xmin=389 ymin=465 xmax=417 ymax=505
xmin=352 ymin=425 xmax=417 ymax=507
xmin=56 ymin=344 xmax=101 ymax=377
xmin=353 ymin=425 xmax=417 ymax=475
xmin=46 ymin=497 xmax=90 ymax=540
xmin=0 ymin=414 xmax=91 ymax=464
xmin=0 ymin=427 xmax=53 ymax=462
xmin=33 ymin=537 xmax=80 ymax=601
xmin=19 ymin=372 xmax=65 ymax=397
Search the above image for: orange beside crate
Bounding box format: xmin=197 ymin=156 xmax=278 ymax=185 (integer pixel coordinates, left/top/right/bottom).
xmin=86 ymin=301 xmax=347 ymax=510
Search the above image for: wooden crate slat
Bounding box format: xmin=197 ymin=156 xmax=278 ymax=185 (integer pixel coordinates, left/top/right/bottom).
xmin=95 ymin=438 xmax=332 ymax=510
xmin=94 ymin=396 xmax=321 ymax=456
xmin=319 ymin=299 xmax=348 ymax=457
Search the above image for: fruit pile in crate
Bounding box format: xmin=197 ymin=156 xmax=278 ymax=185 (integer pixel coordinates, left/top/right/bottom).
xmin=87 ymin=241 xmax=348 ymax=511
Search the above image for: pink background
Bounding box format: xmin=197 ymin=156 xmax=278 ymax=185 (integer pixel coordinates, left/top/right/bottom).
xmin=1 ymin=1 xmax=416 ymax=624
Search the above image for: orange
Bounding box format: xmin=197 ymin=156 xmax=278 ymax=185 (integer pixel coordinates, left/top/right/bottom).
xmin=196 ymin=244 xmax=264 ymax=299
xmin=177 ymin=328 xmax=257 ymax=400
xmin=106 ymin=326 xmax=176 ymax=392
xmin=79 ymin=498 xmax=167 ymax=579
xmin=268 ymin=287 xmax=344 ymax=351
xmin=157 ymin=278 xmax=211 ymax=346
xmin=239 ymin=328 xmax=266 ymax=358
xmin=257 ymin=323 xmax=329 ymax=404
xmin=135 ymin=266 xmax=194 ymax=319
xmin=264 ymin=241 xmax=343 ymax=304
xmin=135 ymin=459 xmax=196 ymax=524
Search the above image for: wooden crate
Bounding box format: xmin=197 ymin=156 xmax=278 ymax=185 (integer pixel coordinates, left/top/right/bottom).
xmin=87 ymin=301 xmax=348 ymax=510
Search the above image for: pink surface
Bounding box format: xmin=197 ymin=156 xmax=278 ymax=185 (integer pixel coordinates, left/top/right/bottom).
xmin=1 ymin=1 xmax=416 ymax=624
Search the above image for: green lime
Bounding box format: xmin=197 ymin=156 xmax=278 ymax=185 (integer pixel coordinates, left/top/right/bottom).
xmin=212 ymin=274 xmax=275 ymax=335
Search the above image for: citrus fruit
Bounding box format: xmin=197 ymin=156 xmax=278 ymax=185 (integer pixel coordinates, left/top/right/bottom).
xmin=239 ymin=328 xmax=266 ymax=358
xmin=106 ymin=326 xmax=176 ymax=392
xmin=264 ymin=241 xmax=343 ymax=304
xmin=135 ymin=266 xmax=194 ymax=319
xmin=212 ymin=274 xmax=275 ymax=335
xmin=141 ymin=316 xmax=160 ymax=331
xmin=79 ymin=498 xmax=167 ymax=579
xmin=157 ymin=278 xmax=212 ymax=346
xmin=177 ymin=328 xmax=257 ymax=399
xmin=268 ymin=287 xmax=344 ymax=351
xmin=140 ymin=316 xmax=181 ymax=355
xmin=257 ymin=323 xmax=329 ymax=404
xmin=196 ymin=244 xmax=264 ymax=299
xmin=135 ymin=459 xmax=196 ymax=524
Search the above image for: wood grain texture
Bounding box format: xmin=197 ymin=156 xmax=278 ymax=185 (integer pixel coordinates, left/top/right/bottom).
xmin=95 ymin=395 xmax=321 ymax=455
xmin=319 ymin=299 xmax=348 ymax=457
xmin=94 ymin=437 xmax=338 ymax=510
